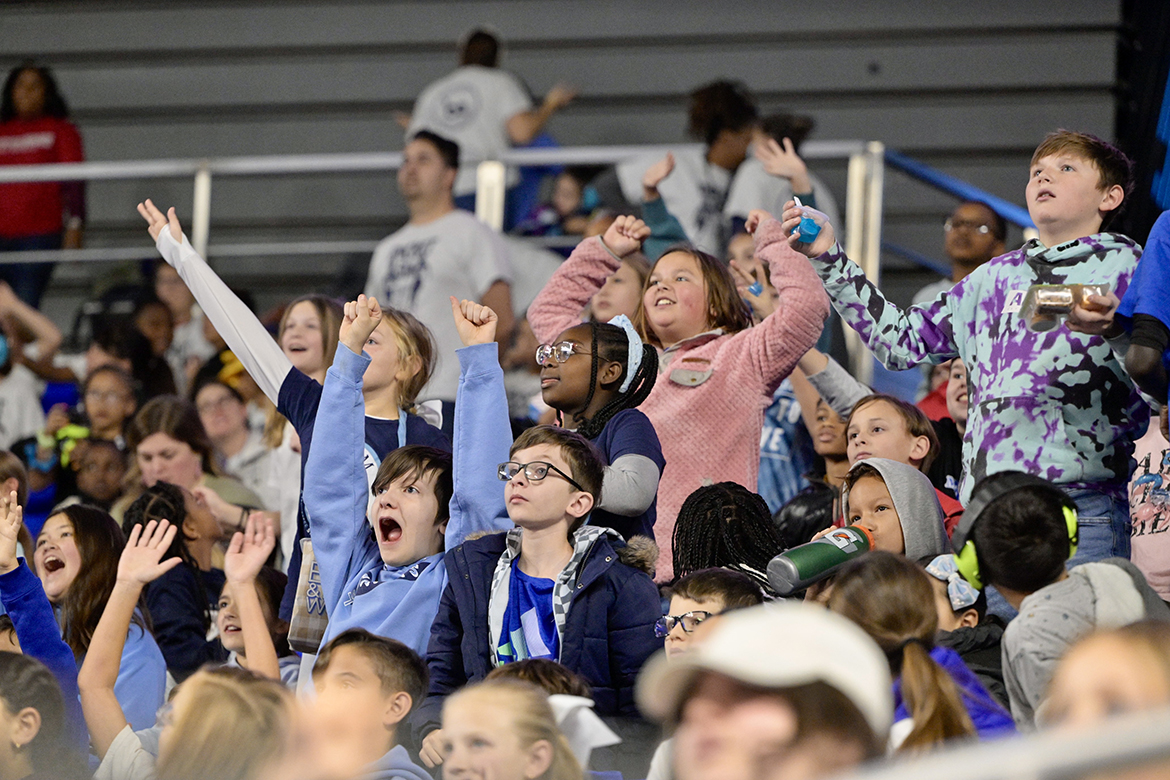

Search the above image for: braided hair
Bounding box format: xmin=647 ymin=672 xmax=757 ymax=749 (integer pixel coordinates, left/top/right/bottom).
xmin=573 ymin=321 xmax=658 ymax=440
xmin=123 ymin=482 xmax=214 ymax=638
xmin=671 ymin=481 xmax=785 ymax=593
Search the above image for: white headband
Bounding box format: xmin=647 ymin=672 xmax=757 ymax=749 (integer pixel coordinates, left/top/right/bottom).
xmin=607 ymin=315 xmax=643 ymax=394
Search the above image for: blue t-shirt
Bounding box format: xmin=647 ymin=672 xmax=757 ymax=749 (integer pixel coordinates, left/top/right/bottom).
xmin=277 ymin=368 xmax=450 ymax=619
xmin=589 ymin=408 xmax=665 ymax=540
xmin=757 ymin=381 xmax=815 ymax=514
xmin=497 ymin=561 xmax=558 ymax=664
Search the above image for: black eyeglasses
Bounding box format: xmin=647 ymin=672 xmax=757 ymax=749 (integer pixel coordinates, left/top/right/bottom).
xmin=535 ymin=341 xmax=591 ymax=366
xmin=655 ymin=610 xmax=715 ymax=638
xmin=497 ymin=461 xmax=585 ymax=492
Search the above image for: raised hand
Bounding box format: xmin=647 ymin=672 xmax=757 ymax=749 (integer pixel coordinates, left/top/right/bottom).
xmin=641 ymin=153 xmax=676 ymax=200
xmin=0 ymin=491 xmax=23 ymax=576
xmin=136 ymin=199 xmax=184 ymax=243
xmin=729 ymin=258 xmax=776 ymax=321
xmin=755 ymin=137 xmax=812 ymax=194
xmin=780 ymin=200 xmax=836 ymax=258
xmin=543 ymin=83 xmax=577 ymax=112
xmin=225 ymin=513 xmax=276 ymax=586
xmin=451 ymin=297 xmax=499 ymax=347
xmin=744 ymin=209 xmax=776 ymax=236
xmin=340 ymin=294 xmax=383 ymax=356
xmin=117 ymin=520 xmax=182 ymax=585
xmin=602 ymin=215 xmax=651 ymax=258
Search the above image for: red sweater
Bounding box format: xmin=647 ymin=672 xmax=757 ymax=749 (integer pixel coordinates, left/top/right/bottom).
xmin=529 ymin=221 xmax=830 ymax=580
xmin=0 ymin=116 xmax=85 ymax=238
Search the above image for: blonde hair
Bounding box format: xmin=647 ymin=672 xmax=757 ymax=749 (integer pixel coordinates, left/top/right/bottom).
xmin=158 ymin=667 xmax=295 ymax=780
xmin=380 ymin=307 xmax=436 ymax=413
xmin=446 ymin=680 xmax=583 ymax=780
xmin=264 ymin=295 xmax=344 ymax=448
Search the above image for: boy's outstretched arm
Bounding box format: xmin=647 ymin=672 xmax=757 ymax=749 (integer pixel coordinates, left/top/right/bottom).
xmin=78 ymin=520 xmax=181 ymax=758
xmin=137 ymin=200 xmax=292 ymax=403
xmin=777 ymin=202 xmax=961 ymax=370
xmin=302 ymin=295 xmax=384 ymax=612
xmin=445 ymin=298 xmax=514 ymax=547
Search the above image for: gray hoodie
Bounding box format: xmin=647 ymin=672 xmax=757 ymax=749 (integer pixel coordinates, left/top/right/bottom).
xmin=842 ymin=458 xmax=951 ymax=563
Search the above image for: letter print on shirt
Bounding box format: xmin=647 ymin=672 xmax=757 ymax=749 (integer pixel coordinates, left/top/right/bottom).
xmin=381 ymin=238 xmax=439 ymax=309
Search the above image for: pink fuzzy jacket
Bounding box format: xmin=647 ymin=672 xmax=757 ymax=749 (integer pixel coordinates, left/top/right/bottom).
xmin=528 ymin=219 xmax=830 ymax=580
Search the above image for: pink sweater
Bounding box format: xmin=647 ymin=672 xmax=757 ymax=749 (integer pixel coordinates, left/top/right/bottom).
xmin=528 ymin=220 xmax=829 ymax=580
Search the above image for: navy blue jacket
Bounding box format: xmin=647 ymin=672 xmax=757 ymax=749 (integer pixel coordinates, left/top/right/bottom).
xmin=415 ymin=530 xmax=660 ymax=738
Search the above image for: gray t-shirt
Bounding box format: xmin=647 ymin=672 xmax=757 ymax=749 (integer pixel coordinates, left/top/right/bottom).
xmin=365 ymin=210 xmax=512 ymax=401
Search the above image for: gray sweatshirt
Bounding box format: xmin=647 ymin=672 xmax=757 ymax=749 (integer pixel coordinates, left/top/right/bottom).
xmin=841 ymin=457 xmax=951 ymax=563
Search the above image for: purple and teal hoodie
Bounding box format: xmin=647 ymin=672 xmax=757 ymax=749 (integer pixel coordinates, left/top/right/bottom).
xmin=811 ymin=234 xmax=1147 ymax=502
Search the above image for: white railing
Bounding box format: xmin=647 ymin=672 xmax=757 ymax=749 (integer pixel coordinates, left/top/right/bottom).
xmin=0 ymin=140 xmax=885 ymax=380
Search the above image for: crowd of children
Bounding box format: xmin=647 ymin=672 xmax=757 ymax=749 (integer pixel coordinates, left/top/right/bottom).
xmin=3 ymin=52 xmax=1170 ymax=780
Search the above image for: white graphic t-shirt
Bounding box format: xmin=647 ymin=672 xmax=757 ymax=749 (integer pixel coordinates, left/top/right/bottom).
xmin=365 ymin=210 xmax=512 ymax=401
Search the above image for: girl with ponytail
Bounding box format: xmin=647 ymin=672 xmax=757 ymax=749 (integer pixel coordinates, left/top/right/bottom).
xmin=535 ymin=316 xmax=663 ymax=540
xmin=828 ymin=551 xmax=1014 ymax=752
xmin=442 ymin=679 xmax=583 ymax=780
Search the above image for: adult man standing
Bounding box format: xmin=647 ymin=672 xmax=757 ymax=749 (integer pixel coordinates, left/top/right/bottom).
xmin=365 ymin=131 xmax=513 ymax=430
xmin=407 ymin=29 xmax=574 ymax=208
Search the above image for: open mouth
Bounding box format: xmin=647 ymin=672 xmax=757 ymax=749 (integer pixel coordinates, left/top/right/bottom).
xmin=654 ymin=297 xmax=675 ymax=307
xmin=42 ymin=556 xmax=65 ymax=573
xmin=379 ymin=517 xmax=403 ymax=544
xmin=1036 ymin=189 xmax=1055 ymax=201
xmin=222 ymin=624 xmax=241 ymax=634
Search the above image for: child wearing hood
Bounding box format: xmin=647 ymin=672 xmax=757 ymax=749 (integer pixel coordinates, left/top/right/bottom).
xmin=842 ymin=458 xmax=952 ymax=563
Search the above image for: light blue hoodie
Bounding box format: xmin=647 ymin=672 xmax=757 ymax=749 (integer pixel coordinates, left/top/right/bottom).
xmin=358 ymin=745 xmax=432 ymax=780
xmin=304 ymin=342 xmax=513 ymax=657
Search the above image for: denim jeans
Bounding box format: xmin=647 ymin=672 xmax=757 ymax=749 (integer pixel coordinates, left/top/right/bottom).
xmin=0 ymin=232 xmax=60 ymax=308
xmin=1064 ymin=486 xmax=1131 ymax=565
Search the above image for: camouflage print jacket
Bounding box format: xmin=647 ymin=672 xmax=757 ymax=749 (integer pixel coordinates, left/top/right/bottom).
xmin=811 ymin=234 xmax=1147 ymax=502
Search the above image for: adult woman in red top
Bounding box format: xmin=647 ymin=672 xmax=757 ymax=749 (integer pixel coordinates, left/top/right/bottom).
xmin=0 ymin=63 xmax=85 ymax=307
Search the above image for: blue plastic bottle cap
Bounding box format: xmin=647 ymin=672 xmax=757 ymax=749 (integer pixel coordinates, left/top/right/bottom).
xmin=796 ymin=215 xmax=822 ymax=243
xmin=747 ymin=281 xmax=764 ymax=296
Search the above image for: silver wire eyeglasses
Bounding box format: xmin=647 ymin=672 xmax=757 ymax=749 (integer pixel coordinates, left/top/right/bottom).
xmin=497 ymin=461 xmax=585 ymax=492
xmin=535 ymin=341 xmax=592 ymax=366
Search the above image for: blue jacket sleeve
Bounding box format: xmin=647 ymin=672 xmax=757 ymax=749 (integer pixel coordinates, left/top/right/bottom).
xmin=303 ymin=343 xmax=383 ymax=613
xmin=416 ymin=579 xmax=467 ymax=740
xmin=445 ymin=344 xmax=514 ymax=549
xmin=0 ymin=561 xmax=87 ymax=750
xmin=144 ymin=567 xmax=227 ymax=681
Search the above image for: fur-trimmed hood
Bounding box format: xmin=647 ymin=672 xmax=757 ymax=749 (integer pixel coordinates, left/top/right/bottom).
xmin=617 ymin=534 xmax=659 ymax=577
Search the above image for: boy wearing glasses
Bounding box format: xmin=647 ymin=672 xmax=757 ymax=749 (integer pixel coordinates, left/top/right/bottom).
xmin=660 ymin=568 xmax=765 ymax=660
xmin=415 ymin=411 xmax=660 ymax=767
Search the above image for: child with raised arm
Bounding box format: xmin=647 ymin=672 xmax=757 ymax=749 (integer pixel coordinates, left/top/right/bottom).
xmin=784 ymin=130 xmax=1146 ymax=562
xmin=137 ymin=201 xmax=448 ymax=623
xmin=528 ymin=213 xmax=829 ymax=580
xmin=302 ymin=295 xmax=513 ymax=657
xmin=0 ymin=490 xmax=86 ymax=751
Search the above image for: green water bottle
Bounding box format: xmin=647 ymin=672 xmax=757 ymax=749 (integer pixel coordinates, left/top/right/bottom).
xmin=766 ymin=525 xmax=874 ymax=597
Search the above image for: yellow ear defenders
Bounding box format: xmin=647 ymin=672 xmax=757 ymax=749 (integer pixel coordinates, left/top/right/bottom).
xmin=952 ymin=472 xmax=1078 ymax=591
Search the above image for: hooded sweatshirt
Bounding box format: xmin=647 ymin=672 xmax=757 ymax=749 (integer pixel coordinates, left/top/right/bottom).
xmin=1003 ymin=558 xmax=1170 ymax=729
xmin=358 ymin=745 xmax=432 ymax=780
xmin=841 ymin=458 xmax=951 ymax=562
xmin=809 ymin=235 xmax=1146 ymax=503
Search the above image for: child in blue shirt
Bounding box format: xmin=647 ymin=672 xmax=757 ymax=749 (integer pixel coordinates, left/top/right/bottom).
xmin=303 ymin=295 xmax=514 ymax=658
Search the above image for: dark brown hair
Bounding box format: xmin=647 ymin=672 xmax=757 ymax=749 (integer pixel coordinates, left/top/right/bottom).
xmin=126 ymin=395 xmax=219 ymax=478
xmin=848 ymin=394 xmax=940 ymax=473
xmin=1030 ymin=130 xmax=1134 ymax=230
xmin=38 ymin=505 xmax=149 ymax=658
xmin=0 ymin=450 xmax=29 ymax=507
xmin=314 ymin=629 xmax=428 ymax=707
xmin=671 ymin=567 xmax=765 ymax=611
xmin=636 ymin=246 xmax=753 ymax=347
xmin=829 ymin=552 xmax=976 ymax=753
xmin=1 ymin=62 xmax=70 ymax=122
xmin=0 ymin=653 xmax=87 ymax=779
xmin=688 ymin=80 xmax=758 ymax=147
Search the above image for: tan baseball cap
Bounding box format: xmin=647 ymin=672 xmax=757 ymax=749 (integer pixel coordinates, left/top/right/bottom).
xmin=636 ymin=602 xmax=893 ymax=736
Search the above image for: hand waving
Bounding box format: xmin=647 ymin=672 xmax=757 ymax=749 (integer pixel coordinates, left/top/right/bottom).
xmin=136 ymin=199 xmax=184 ymax=243
xmin=340 ymin=294 xmax=383 ymax=356
xmin=602 ymin=215 xmax=651 ymax=258
xmin=451 ymin=297 xmax=498 ymax=346
xmin=117 ymin=520 xmax=182 ymax=585
xmin=225 ymin=513 xmax=276 ymax=585
xmin=0 ymin=491 xmax=23 ymax=576
xmin=641 ymin=153 xmax=676 ymax=198
xmin=755 ymin=137 xmax=811 ymax=190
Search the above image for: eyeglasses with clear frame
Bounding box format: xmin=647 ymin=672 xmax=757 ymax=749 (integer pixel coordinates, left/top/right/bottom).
xmin=943 ymin=218 xmax=991 ymax=235
xmin=497 ymin=460 xmax=585 ymax=492
xmin=655 ymin=610 xmax=715 ymax=638
xmin=535 ymin=341 xmax=592 ymax=367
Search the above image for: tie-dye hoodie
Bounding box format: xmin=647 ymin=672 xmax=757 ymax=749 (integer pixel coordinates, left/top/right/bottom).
xmin=811 ymin=234 xmax=1147 ymax=502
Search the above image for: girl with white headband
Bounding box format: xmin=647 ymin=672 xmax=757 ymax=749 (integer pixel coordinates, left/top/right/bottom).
xmin=534 ymin=315 xmax=662 ymax=541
